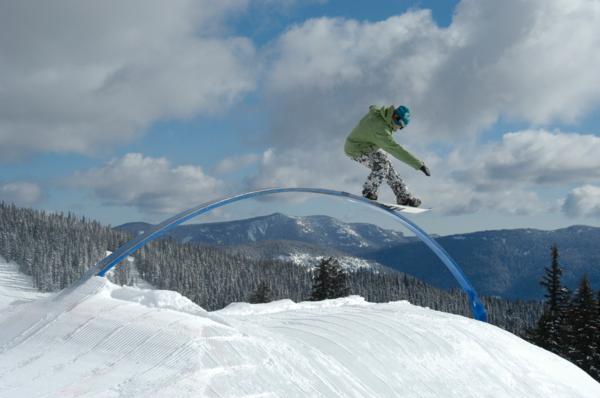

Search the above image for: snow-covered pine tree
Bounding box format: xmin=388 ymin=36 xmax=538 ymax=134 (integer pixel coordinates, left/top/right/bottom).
xmin=595 ymin=290 xmax=600 ymax=380
xmin=310 ymin=257 xmax=349 ymax=301
xmin=530 ymin=244 xmax=570 ymax=355
xmin=0 ymin=202 xmax=132 ymax=290
xmin=565 ymin=275 xmax=598 ymax=380
xmin=330 ymin=259 xmax=350 ymax=299
xmin=248 ymin=281 xmax=273 ymax=304
xmin=310 ymin=258 xmax=333 ymax=301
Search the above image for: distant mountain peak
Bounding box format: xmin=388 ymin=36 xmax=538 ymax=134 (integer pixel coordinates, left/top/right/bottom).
xmin=116 ymin=213 xmax=408 ymax=255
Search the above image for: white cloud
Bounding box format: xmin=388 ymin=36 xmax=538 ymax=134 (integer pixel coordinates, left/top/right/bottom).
xmin=245 ymin=147 xmax=362 ymax=190
xmin=562 ymin=185 xmax=600 ymax=218
xmin=421 ymin=181 xmax=549 ymax=215
xmin=70 ymin=153 xmax=225 ymax=215
xmin=268 ymin=13 xmax=441 ymax=94
xmin=214 ymin=153 xmax=261 ymax=174
xmin=436 ymin=0 xmax=600 ymax=128
xmin=452 ymin=130 xmax=600 ymax=188
xmin=263 ymin=0 xmax=600 ymax=145
xmin=263 ymin=11 xmax=447 ymax=148
xmin=0 ymin=0 xmax=256 ymax=160
xmin=0 ymin=182 xmax=44 ymax=206
xmin=254 ymin=0 xmax=327 ymax=8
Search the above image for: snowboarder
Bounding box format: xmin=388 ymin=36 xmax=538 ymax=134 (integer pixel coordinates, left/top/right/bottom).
xmin=344 ymin=105 xmax=430 ymax=207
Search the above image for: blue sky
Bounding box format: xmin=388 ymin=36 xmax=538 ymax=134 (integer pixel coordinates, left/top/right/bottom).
xmin=2 ymin=0 xmax=600 ymax=235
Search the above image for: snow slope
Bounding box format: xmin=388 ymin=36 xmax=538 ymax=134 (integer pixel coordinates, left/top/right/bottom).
xmin=0 ymin=276 xmax=599 ymax=397
xmin=0 ymin=257 xmax=50 ymax=309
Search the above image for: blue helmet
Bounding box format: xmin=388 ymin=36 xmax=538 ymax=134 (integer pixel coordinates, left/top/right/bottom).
xmin=393 ymin=105 xmax=410 ymax=128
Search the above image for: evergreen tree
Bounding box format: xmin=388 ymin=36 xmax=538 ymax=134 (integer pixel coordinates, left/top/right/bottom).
xmin=530 ymin=244 xmax=569 ymax=355
xmin=565 ymin=275 xmax=599 ymax=379
xmin=310 ymin=257 xmax=333 ymax=301
xmin=330 ymin=260 xmax=351 ymax=298
xmin=248 ymin=281 xmax=273 ymax=304
xmin=596 ymin=290 xmax=600 ymax=379
xmin=310 ymin=257 xmax=350 ymax=301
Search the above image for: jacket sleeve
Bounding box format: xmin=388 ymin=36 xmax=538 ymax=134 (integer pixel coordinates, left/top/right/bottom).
xmin=372 ymin=130 xmax=424 ymax=170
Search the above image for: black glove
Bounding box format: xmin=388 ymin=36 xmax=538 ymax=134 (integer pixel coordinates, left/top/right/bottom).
xmin=420 ymin=164 xmax=431 ymax=177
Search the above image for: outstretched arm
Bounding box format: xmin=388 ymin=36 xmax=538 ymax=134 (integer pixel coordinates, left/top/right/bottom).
xmin=372 ymin=130 xmax=424 ymax=170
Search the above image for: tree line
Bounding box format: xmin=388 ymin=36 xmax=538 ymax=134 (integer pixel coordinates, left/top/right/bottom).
xmin=529 ymin=244 xmax=600 ymax=381
xmin=0 ymin=202 xmax=132 ymax=290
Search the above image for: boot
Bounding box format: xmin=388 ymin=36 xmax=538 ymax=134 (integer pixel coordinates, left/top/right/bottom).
xmin=397 ymin=195 xmax=421 ymax=207
xmin=362 ymin=189 xmax=378 ymax=201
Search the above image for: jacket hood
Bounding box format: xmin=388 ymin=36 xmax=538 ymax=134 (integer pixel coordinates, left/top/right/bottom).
xmin=369 ymin=105 xmax=397 ymax=131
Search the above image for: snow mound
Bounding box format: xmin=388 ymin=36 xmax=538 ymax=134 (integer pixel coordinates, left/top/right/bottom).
xmin=102 ymin=282 xmax=207 ymax=316
xmin=0 ymin=277 xmax=599 ymax=397
xmin=218 ymin=295 xmax=370 ymax=316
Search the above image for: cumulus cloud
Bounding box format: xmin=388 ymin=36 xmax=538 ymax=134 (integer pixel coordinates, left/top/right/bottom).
xmin=0 ymin=182 xmax=44 ymax=206
xmin=418 ymin=179 xmax=549 ymax=215
xmin=70 ymin=153 xmax=224 ymax=215
xmin=0 ymin=0 xmax=256 ymax=160
xmin=263 ymin=0 xmax=600 ymax=146
xmin=405 ymin=129 xmax=600 ymax=215
xmin=214 ymin=153 xmax=261 ymax=174
xmin=264 ymin=11 xmax=446 ymax=148
xmin=426 ymin=0 xmax=600 ymax=132
xmin=562 ymin=185 xmax=600 ymax=218
xmin=245 ymin=147 xmax=364 ymax=190
xmin=451 ymin=130 xmax=600 ymax=188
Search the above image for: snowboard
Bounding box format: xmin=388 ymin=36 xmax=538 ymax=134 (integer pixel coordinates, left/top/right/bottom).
xmin=378 ymin=202 xmax=431 ymax=214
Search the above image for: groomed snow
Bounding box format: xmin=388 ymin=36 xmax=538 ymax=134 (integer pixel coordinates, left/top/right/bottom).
xmin=0 ymin=257 xmax=51 ymax=309
xmin=0 ymin=276 xmax=599 ymax=397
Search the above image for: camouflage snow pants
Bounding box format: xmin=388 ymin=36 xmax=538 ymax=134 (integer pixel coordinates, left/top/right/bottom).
xmin=352 ymin=150 xmax=409 ymax=201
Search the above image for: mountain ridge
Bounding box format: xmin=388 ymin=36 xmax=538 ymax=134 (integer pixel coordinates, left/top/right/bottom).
xmin=364 ymin=225 xmax=600 ymax=300
xmin=116 ymin=215 xmax=600 ymax=300
xmin=116 ymin=212 xmax=411 ymax=254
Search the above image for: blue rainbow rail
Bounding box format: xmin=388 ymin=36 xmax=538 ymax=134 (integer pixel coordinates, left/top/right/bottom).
xmin=72 ymin=187 xmax=487 ymax=321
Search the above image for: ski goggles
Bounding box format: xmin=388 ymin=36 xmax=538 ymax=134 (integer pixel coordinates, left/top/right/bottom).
xmin=394 ymin=118 xmax=406 ymax=129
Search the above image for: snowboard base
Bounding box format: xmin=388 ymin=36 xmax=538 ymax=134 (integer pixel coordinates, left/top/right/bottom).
xmin=378 ymin=202 xmax=431 ymax=214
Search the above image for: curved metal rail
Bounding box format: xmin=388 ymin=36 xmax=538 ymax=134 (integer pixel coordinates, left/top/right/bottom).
xmin=72 ymin=187 xmax=487 ymax=321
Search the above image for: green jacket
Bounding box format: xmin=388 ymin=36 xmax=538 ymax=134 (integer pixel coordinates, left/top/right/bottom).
xmin=344 ymin=105 xmax=424 ymax=170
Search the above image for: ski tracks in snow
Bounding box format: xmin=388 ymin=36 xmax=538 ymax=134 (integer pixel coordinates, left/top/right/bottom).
xmin=1 ymin=278 xmax=600 ymax=397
